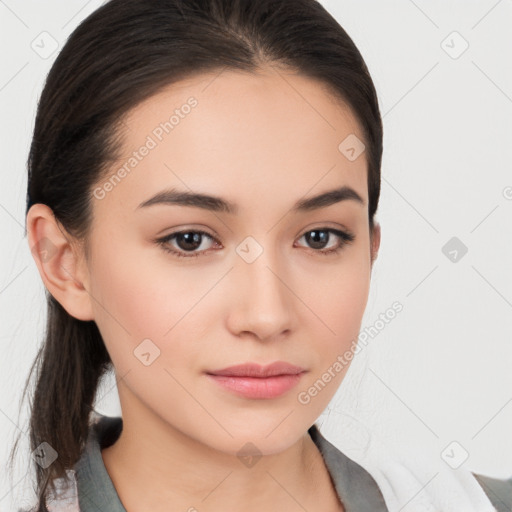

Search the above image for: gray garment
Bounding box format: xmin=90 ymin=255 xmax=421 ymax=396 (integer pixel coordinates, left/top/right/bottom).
xmin=23 ymin=414 xmax=511 ymax=511
xmin=474 ymin=474 xmax=512 ymax=512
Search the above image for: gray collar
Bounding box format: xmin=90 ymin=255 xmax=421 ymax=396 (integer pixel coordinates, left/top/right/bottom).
xmin=308 ymin=423 xmax=388 ymax=511
xmin=74 ymin=414 xmax=389 ymax=511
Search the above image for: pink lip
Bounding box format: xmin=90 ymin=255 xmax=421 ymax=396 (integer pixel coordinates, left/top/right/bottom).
xmin=205 ymin=362 xmax=307 ymax=399
xmin=207 ymin=361 xmax=306 ymax=377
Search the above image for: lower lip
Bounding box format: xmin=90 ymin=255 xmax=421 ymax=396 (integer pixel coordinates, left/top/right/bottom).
xmin=206 ymin=372 xmax=306 ymax=399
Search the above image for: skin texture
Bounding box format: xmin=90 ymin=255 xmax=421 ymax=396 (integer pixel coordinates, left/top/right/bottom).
xmin=27 ymin=65 xmax=380 ymax=511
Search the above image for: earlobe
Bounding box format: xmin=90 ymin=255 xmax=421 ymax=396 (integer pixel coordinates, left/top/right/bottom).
xmin=26 ymin=203 xmax=94 ymax=321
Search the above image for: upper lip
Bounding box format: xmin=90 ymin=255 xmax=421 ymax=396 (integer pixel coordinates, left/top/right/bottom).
xmin=206 ymin=361 xmax=306 ymax=378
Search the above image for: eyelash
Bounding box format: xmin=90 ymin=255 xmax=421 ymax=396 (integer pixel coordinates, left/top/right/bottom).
xmin=155 ymin=227 xmax=355 ymax=259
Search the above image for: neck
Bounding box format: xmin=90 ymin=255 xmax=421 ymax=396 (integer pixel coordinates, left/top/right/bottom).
xmin=100 ymin=394 xmax=343 ymax=511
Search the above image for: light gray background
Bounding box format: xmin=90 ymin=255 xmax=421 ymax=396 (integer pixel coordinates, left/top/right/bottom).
xmin=1 ymin=0 xmax=511 ymax=510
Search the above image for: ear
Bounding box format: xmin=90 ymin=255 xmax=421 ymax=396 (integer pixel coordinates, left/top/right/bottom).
xmin=370 ymin=221 xmax=381 ymax=268
xmin=26 ymin=203 xmax=94 ymax=321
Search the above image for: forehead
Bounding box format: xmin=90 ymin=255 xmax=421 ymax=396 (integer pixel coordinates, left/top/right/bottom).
xmin=97 ymin=66 xmax=368 ymax=216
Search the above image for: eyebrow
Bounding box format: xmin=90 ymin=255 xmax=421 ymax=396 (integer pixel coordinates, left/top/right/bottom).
xmin=136 ymin=185 xmax=365 ymax=214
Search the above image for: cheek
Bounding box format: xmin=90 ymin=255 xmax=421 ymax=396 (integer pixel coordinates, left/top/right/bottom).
xmin=293 ymin=261 xmax=370 ymax=413
xmin=87 ymin=239 xmax=216 ymax=369
xmin=300 ymin=257 xmax=371 ymax=342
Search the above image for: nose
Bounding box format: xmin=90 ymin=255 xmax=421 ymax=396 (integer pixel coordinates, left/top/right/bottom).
xmin=225 ymin=243 xmax=296 ymax=341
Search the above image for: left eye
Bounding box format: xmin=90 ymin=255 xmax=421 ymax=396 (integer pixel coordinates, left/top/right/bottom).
xmin=156 ymin=227 xmax=355 ymax=259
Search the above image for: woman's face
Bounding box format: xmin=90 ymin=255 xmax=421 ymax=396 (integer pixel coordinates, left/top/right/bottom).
xmin=81 ymin=66 xmax=380 ymax=455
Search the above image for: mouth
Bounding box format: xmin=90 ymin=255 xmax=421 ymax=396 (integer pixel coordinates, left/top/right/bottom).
xmin=205 ymin=361 xmax=307 ymax=399
xmin=206 ymin=361 xmax=306 ymax=378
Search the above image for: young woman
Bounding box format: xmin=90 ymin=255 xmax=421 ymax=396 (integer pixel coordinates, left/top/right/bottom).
xmin=10 ymin=0 xmax=511 ymax=510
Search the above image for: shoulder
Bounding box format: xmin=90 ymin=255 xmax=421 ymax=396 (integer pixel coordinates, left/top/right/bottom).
xmin=309 ymin=423 xmax=512 ymax=511
xmin=473 ymin=472 xmax=512 ymax=512
xmin=16 ymin=469 xmax=80 ymax=512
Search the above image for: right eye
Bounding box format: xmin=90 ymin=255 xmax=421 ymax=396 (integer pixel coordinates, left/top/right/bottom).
xmin=156 ymin=230 xmax=220 ymax=258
